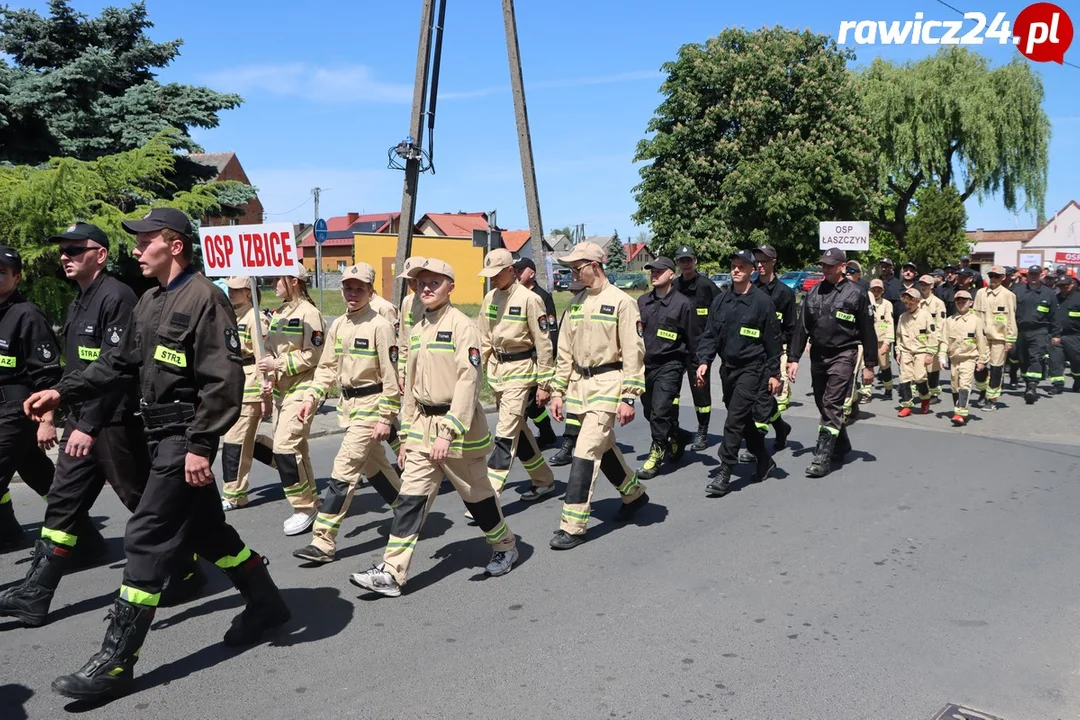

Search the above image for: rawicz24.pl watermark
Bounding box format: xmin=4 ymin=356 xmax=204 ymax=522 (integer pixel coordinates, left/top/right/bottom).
xmin=838 ymin=2 xmax=1074 ymax=63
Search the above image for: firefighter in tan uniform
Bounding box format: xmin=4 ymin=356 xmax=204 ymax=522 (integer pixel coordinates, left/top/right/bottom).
xmin=257 ymin=266 xmax=326 ymax=536
xmin=895 ymin=288 xmax=941 ymax=417
xmin=547 ymin=242 xmax=649 ymax=551
xmin=292 ymin=263 xmax=401 ymax=564
xmin=867 ymin=278 xmax=895 ymax=399
xmin=972 ymin=265 xmax=1017 ymax=410
xmin=219 ymin=276 xmax=275 ymax=511
xmin=395 ymin=257 xmax=427 ymax=392
xmin=939 ymin=289 xmax=988 ymax=426
xmin=364 ymin=267 xmax=403 ymax=458
xmin=917 ymin=275 xmax=948 ymax=399
xmin=350 ymin=259 xmax=517 ymax=597
xmin=477 ymin=248 xmax=555 ymax=501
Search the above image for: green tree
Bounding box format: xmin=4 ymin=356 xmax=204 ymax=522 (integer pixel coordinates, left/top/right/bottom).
xmin=0 ymin=0 xmax=241 ymax=164
xmin=859 ymin=47 xmax=1049 ymax=247
xmin=605 ymin=231 xmax=627 ymax=273
xmin=633 ymin=27 xmax=875 ymax=269
xmin=902 ymin=185 xmax=969 ymax=271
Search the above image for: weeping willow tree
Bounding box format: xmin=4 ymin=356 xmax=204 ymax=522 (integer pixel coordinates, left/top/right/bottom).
xmin=859 ymin=47 xmax=1050 ymax=249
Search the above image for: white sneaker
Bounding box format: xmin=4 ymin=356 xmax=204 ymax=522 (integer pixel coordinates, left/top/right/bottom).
xmin=283 ymin=511 xmax=317 ymax=536
xmin=520 ymin=484 xmax=555 ymax=502
xmin=485 ymin=546 xmax=519 ymax=577
xmin=350 ymin=564 xmax=402 ymax=597
xmin=221 ymin=498 xmax=241 ymax=512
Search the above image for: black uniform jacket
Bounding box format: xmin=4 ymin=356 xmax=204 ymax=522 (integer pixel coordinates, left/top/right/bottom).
xmin=696 ymin=284 xmax=782 ymax=377
xmin=788 ymin=277 xmax=878 ymax=367
xmin=676 ymin=271 xmax=720 ymax=359
xmin=1014 ymin=282 xmax=1060 ymax=333
xmin=0 ymin=291 xmax=62 ymax=414
xmin=638 ymin=287 xmax=692 ymax=367
xmin=754 ymin=275 xmax=797 ymax=346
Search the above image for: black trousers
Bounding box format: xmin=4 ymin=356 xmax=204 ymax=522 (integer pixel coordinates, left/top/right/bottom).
xmin=718 ymin=363 xmax=770 ymax=467
xmin=122 ymin=436 xmax=247 ymax=601
xmin=0 ymin=405 xmax=54 ymax=502
xmin=810 ymin=346 xmax=858 ymax=434
xmin=683 ymin=356 xmax=712 ymax=426
xmin=1063 ymin=335 xmax=1080 ymax=380
xmin=1048 ymin=337 xmax=1066 ymax=385
xmin=1018 ymin=326 xmax=1049 ymax=381
xmin=642 ymin=360 xmax=684 ymax=445
xmin=42 ymin=416 xmax=149 ymax=544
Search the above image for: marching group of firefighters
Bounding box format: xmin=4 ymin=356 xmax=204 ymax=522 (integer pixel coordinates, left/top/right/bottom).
xmin=0 ymin=210 xmax=1077 ymax=703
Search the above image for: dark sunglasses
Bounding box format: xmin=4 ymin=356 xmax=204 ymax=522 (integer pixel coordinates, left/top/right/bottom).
xmin=59 ymin=245 xmax=96 ymax=258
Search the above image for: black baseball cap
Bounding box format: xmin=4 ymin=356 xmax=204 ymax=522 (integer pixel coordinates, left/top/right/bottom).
xmin=48 ymin=221 xmax=109 ymax=250
xmin=818 ymin=248 xmax=846 ymax=266
xmin=1055 ymin=274 xmax=1074 ymax=285
xmin=931 ymin=269 xmax=945 ymax=278
xmin=674 ymin=245 xmax=696 ymax=260
xmin=1005 ymin=266 xmax=1017 ymax=275
xmin=958 ymin=268 xmax=975 ymax=277
xmin=645 ymin=256 xmax=676 ymax=272
xmin=878 ymin=257 xmax=894 ymax=266
xmin=121 ymin=207 xmax=194 ymax=238
xmin=730 ymin=249 xmax=756 ymax=266
xmin=755 ymin=244 xmax=778 ymax=260
xmin=1028 ymin=264 xmax=1044 ymax=275
xmin=512 ymin=257 xmax=536 ymax=272
xmin=960 ymin=255 xmax=970 ymax=262
xmin=944 ymin=264 xmax=958 ymax=272
xmin=0 ymin=246 xmax=21 ymax=273
xmin=902 ymin=261 xmax=918 ymax=271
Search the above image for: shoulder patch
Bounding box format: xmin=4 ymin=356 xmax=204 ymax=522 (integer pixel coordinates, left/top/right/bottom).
xmin=105 ymin=326 xmax=123 ymax=347
xmin=436 ymin=330 xmax=453 ymax=343
xmin=538 ymin=314 xmax=549 ymax=332
xmin=37 ymin=344 xmax=56 ymax=362
xmin=600 ymin=304 xmax=616 ymax=315
xmin=636 ymin=320 xmax=643 ymax=337
xmin=224 ymin=328 xmax=240 ymax=352
xmin=311 ymin=330 xmax=324 ymax=347
xmin=389 ymin=345 xmax=399 ymax=364
xmin=469 ymin=347 xmax=481 ymax=367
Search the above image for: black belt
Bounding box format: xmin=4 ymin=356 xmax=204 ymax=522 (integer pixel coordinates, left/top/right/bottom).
xmin=242 ymin=357 xmax=256 ymax=367
xmin=495 ymin=348 xmax=535 ymax=363
xmin=139 ymin=401 xmax=196 ymax=429
xmin=342 ymin=384 xmax=383 ymax=399
xmin=417 ymin=402 xmax=451 ymax=417
xmin=573 ymin=361 xmax=623 ymax=378
xmin=0 ymin=385 xmax=30 ymax=404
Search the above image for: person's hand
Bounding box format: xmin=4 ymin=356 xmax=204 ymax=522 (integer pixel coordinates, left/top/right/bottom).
xmin=1005 ymin=343 xmax=1012 ymax=352
xmin=24 ymin=390 xmax=61 ymax=421
xmin=398 ymin=378 xmax=406 ymax=394
xmin=880 ymin=343 xmax=890 ymax=357
xmin=430 ymin=436 xmax=451 ymax=463
xmin=397 ymin=445 xmax=407 ymax=470
xmin=696 ymin=364 xmax=708 ymax=387
xmin=862 ymin=367 xmax=875 ymax=385
xmin=185 ymin=452 xmax=214 ymax=487
xmin=261 ymin=398 xmax=273 ymax=420
xmin=371 ymin=420 xmax=391 ymax=443
xmin=976 ymin=362 xmax=985 ymax=372
xmin=297 ymin=400 xmax=316 ymax=423
xmin=261 ymin=380 xmax=274 ymax=397
xmin=256 ymin=355 xmax=278 ymax=374
xmin=37 ymin=418 xmax=58 ymax=451
xmin=939 ymin=355 xmax=949 ymax=370
xmin=768 ymin=377 xmax=782 ymax=395
xmin=64 ymin=428 xmax=95 ymax=458
xmin=535 ymin=388 xmax=550 ymax=408
xmin=787 ymin=361 xmax=799 ymax=384
xmin=616 ymin=401 xmax=635 ymax=427
xmin=1052 ymin=337 xmax=1061 ymax=346
xmin=924 ymin=355 xmax=934 ymax=366
xmin=550 ymin=396 xmax=564 ymax=423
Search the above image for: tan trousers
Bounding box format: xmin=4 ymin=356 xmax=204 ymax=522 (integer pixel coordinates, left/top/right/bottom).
xmin=843 ymin=345 xmax=865 ymax=421
xmin=776 ymin=349 xmax=791 ymax=412
xmin=488 ymin=386 xmax=554 ymax=493
xmin=311 ymin=425 xmax=401 ymax=555
xmin=560 ymin=410 xmax=646 ymax=535
xmin=221 ymin=403 xmax=275 ymax=505
xmin=383 ymin=452 xmax=515 ymax=586
xmin=273 ymin=399 xmax=318 ymax=513
xmin=898 ymin=351 xmax=931 ymax=406
xmin=949 ymin=359 xmax=976 ymax=415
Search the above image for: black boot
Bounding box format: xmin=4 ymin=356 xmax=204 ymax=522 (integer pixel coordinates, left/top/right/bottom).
xmin=1051 ymin=383 xmax=1064 ymax=395
xmin=1024 ymin=380 xmax=1039 ymax=404
xmin=669 ymin=428 xmax=688 ymax=463
xmin=806 ymin=430 xmax=836 ymax=478
xmin=0 ymin=539 xmax=70 ymax=627
xmin=548 ymin=435 xmax=576 ymax=467
xmin=706 ymin=464 xmax=733 ymax=497
xmin=0 ymin=500 xmax=25 ymax=552
xmin=534 ymin=417 xmax=557 ymax=449
xmin=1006 ymin=368 xmax=1018 ymax=389
xmin=881 ymin=387 xmax=893 ymax=402
xmin=222 ymin=552 xmax=290 ymax=646
xmin=51 ymin=598 xmax=155 ymax=701
xmin=159 ymin=557 xmax=207 ymax=607
xmin=691 ymin=424 xmax=709 ymax=451
xmin=832 ymin=427 xmax=852 ymax=461
xmin=1074 ymin=377 xmax=1080 ymax=393
xmin=754 ymin=454 xmax=776 ymax=483
xmin=70 ymin=517 xmax=109 ymax=569
xmin=772 ymin=417 xmax=791 ymax=451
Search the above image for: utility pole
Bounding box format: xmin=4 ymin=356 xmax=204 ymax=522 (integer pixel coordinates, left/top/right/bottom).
xmin=502 ymin=0 xmax=550 ymax=290
xmin=312 ymin=186 xmax=323 ymax=313
xmin=392 ymin=0 xmax=437 ymax=306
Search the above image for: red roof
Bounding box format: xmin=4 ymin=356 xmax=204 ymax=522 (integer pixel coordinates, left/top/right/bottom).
xmin=501 ymin=230 xmax=531 ymax=252
xmin=625 ymin=243 xmax=650 ymax=262
xmin=421 ymin=212 xmax=489 ymax=237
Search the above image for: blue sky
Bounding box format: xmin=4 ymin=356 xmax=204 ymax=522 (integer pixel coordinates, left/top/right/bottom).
xmin=18 ymin=0 xmax=1080 ymax=236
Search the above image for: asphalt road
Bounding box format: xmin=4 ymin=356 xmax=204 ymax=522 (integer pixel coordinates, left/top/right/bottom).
xmin=2 ymin=375 xmax=1079 ymax=720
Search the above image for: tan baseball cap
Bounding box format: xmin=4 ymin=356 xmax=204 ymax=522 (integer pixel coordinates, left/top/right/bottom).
xmin=917 ymin=274 xmax=935 ymax=285
xmin=479 ymin=248 xmax=515 ymax=277
xmin=558 ymin=241 xmax=606 ymax=265
xmin=397 ymin=256 xmax=427 ymax=279
xmin=342 ymin=262 xmax=376 ymax=284
xmin=902 ymin=288 xmax=920 ymax=299
xmin=407 ymin=257 xmax=455 ymax=281
xmin=224 ymin=276 xmax=250 ymax=290
xmin=955 ymin=290 xmax=973 ymax=300
xmin=869 ymin=278 xmax=884 ymax=290
xmin=989 ymin=265 xmax=1006 ymax=276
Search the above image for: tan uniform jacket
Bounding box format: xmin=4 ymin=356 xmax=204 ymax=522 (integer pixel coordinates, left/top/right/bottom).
xmin=402 ymin=303 xmax=491 ymax=459
xmin=266 ymin=298 xmax=325 ymax=400
xmin=920 ymin=294 xmax=948 ymax=325
xmin=871 ymin=297 xmax=895 ymax=346
xmin=397 ymin=292 xmax=425 ymax=382
xmin=304 ymin=305 xmax=400 ymax=428
xmin=547 ymin=280 xmax=646 ymax=414
xmin=235 ymin=304 xmax=270 ymax=404
xmin=478 ymin=281 xmax=554 ymax=391
xmin=941 ymin=311 xmax=989 ymax=364
xmin=370 ymin=293 xmax=399 ymax=329
xmin=897 ymin=306 xmax=942 ymax=356
xmin=973 ymin=285 xmax=1018 ymax=343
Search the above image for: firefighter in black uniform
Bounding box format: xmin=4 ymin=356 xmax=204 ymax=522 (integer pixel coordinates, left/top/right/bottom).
xmin=877 ymin=258 xmax=903 ymax=310
xmin=674 ymin=245 xmax=720 ymax=450
xmin=0 ymin=246 xmax=61 ymax=550
xmin=636 ymin=257 xmax=693 ymax=479
xmin=1047 ymin=275 xmax=1071 ymax=394
xmin=0 ymin=223 xmax=202 ymax=628
xmin=750 ymin=244 xmax=794 ymax=448
xmin=1013 ymin=264 xmax=1060 ymax=404
xmin=513 ymin=257 xmax=559 ymax=448
xmin=1053 ymin=275 xmax=1080 ymax=392
xmin=959 ymin=255 xmax=985 ymax=290
xmin=695 ymin=250 xmax=782 ymax=496
xmin=787 ymin=248 xmax=878 ymax=478
xmin=26 ymin=208 xmax=289 ymax=702
xmin=936 ymin=265 xmax=958 ymax=317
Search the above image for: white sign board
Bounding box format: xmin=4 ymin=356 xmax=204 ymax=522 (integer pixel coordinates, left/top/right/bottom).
xmin=819 ymin=221 xmax=870 ymax=251
xmin=1018 ymin=252 xmax=1043 ymax=270
xmin=199 ymin=223 xmax=302 ymax=278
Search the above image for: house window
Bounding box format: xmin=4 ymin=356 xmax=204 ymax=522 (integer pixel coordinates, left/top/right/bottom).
xmin=337 ymin=261 xmax=347 ymax=272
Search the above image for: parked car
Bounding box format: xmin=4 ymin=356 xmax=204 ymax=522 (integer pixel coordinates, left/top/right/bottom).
xmin=710 ymin=273 xmax=732 ymax=291
xmin=613 ymin=272 xmax=649 ymax=291
xmin=801 ymin=272 xmax=825 ymax=292
xmin=780 ymin=271 xmax=812 ymax=290
xmin=553 ymin=269 xmax=572 ymax=291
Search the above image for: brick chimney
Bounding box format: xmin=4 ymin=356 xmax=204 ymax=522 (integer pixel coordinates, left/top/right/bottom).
xmin=347 ymin=212 xmax=360 ymax=225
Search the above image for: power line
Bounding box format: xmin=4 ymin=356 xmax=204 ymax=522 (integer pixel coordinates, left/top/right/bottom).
xmin=264 ymin=191 xmax=313 ymax=217
xmin=931 ymin=0 xmax=1078 ymax=70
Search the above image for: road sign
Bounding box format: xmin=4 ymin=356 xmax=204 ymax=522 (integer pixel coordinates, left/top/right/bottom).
xmin=819 ymin=221 xmax=870 ymax=251
xmin=199 ymin=223 xmax=302 ymax=278
xmin=1054 ymin=251 xmax=1080 ymax=265
xmin=314 ymin=218 xmax=328 ymax=244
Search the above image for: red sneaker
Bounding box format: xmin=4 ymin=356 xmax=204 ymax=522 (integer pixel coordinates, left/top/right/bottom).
xmin=951 ymin=413 xmax=967 ymax=426
xmin=898 ymin=407 xmax=912 ymax=417
xmin=920 ymin=399 xmax=931 ymax=414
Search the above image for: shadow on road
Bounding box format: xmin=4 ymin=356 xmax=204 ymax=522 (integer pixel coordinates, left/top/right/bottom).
xmin=333 ymin=511 xmax=452 ymax=565
xmin=0 ymin=683 xmax=34 ymax=720
xmin=368 ymin=536 xmax=536 ymax=598
xmin=585 ymin=498 xmax=669 ymax=544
